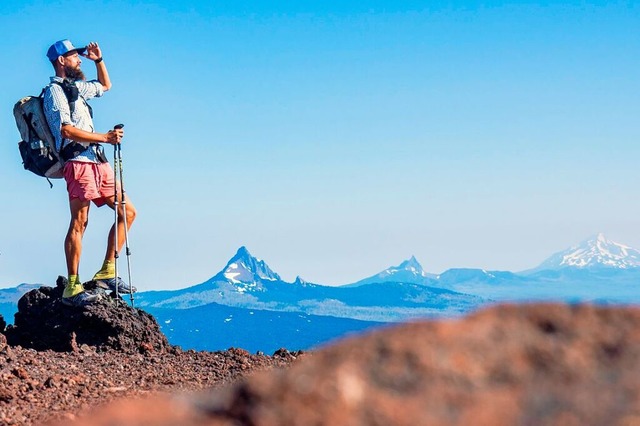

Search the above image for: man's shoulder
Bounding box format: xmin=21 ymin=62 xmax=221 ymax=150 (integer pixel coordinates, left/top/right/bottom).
xmin=42 ymin=79 xmax=67 ymax=114
xmin=43 ymin=78 xmax=64 ymax=95
xmin=47 ymin=76 xmax=64 ymax=86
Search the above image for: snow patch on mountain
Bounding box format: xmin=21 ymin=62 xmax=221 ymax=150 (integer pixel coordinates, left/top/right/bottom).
xmin=223 ymin=263 xmax=243 ymax=284
xmin=534 ymin=233 xmax=640 ymax=270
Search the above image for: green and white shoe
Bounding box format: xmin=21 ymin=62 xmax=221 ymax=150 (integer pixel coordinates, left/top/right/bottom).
xmin=61 ymin=291 xmax=99 ymax=307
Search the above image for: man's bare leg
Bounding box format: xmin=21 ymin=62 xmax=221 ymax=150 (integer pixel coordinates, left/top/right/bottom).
xmin=103 ymin=193 xmax=137 ymax=262
xmin=64 ymin=198 xmax=90 ymax=298
xmin=93 ymin=193 xmax=137 ymax=284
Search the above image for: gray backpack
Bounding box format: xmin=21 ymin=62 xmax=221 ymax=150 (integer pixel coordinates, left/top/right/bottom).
xmin=14 ymin=89 xmax=64 ymax=187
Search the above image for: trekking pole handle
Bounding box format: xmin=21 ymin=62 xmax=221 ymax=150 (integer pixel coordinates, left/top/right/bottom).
xmin=113 ymin=124 xmax=124 ymax=147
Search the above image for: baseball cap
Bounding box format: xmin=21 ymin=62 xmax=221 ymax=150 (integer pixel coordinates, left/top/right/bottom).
xmin=46 ymin=39 xmax=86 ymax=61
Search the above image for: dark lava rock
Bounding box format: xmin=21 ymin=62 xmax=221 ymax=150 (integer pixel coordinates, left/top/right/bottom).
xmin=4 ymin=276 xmax=170 ymax=354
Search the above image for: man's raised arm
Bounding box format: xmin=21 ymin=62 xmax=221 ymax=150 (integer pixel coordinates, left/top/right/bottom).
xmin=82 ymin=41 xmax=112 ymax=91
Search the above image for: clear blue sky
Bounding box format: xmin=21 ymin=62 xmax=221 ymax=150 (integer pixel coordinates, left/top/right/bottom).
xmin=1 ymin=0 xmax=638 ymax=290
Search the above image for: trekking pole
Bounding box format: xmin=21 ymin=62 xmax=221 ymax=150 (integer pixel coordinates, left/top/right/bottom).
xmin=112 ymin=125 xmax=122 ymax=304
xmin=114 ymin=127 xmax=135 ymax=307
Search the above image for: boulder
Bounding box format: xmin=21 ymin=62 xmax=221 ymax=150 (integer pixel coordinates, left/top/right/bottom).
xmin=4 ymin=276 xmax=170 ymax=353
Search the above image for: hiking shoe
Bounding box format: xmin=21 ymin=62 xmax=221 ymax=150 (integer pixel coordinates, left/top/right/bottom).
xmin=96 ymin=277 xmax=137 ymax=294
xmin=61 ymin=291 xmax=100 ymax=307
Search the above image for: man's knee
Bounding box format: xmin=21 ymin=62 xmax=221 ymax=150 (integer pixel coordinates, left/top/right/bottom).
xmin=69 ymin=216 xmax=89 ymax=234
xmin=123 ymin=200 xmax=137 ymax=224
xmin=127 ymin=205 xmax=137 ymax=224
xmin=68 ymin=199 xmax=90 ymax=234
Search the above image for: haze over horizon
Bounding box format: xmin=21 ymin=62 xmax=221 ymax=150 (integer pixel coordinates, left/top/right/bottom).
xmin=0 ymin=1 xmax=638 ymax=290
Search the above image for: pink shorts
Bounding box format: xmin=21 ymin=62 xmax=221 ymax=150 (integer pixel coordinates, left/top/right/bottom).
xmin=63 ymin=161 xmax=116 ymax=207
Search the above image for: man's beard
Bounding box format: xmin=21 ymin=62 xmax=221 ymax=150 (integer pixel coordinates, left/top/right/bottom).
xmin=64 ymin=64 xmax=86 ymax=81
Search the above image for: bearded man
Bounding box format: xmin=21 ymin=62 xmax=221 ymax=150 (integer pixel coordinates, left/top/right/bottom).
xmin=43 ymin=39 xmax=137 ymax=306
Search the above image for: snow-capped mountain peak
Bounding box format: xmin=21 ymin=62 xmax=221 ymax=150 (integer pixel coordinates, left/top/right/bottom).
xmin=535 ymin=233 xmax=640 ymax=270
xmin=393 ymin=256 xmax=426 ymax=276
xmin=345 ymin=255 xmax=432 ymax=287
xmin=220 ymin=246 xmax=281 ymax=286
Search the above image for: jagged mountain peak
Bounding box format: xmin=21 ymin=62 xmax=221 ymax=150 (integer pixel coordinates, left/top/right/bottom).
xmin=292 ymin=276 xmax=318 ymax=287
xmin=397 ymin=256 xmax=423 ymax=272
xmin=229 ymin=246 xmax=253 ymax=262
xmin=219 ymin=247 xmax=281 ymax=287
xmin=535 ymin=233 xmax=640 ymax=270
xmin=345 ymin=255 xmax=432 ymax=287
xmin=387 ymin=255 xmax=428 ymax=277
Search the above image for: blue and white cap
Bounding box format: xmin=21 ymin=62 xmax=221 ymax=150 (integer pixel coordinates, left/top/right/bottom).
xmin=46 ymin=39 xmax=86 ymax=61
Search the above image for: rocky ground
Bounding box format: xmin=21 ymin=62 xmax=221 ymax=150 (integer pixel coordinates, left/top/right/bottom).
xmin=2 ymin=279 xmax=640 ymax=425
xmin=0 ymin=279 xmax=300 ymax=425
xmin=0 ymin=339 xmax=298 ymax=425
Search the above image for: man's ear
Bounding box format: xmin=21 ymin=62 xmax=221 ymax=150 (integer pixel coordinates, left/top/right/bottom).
xmin=56 ymin=56 xmax=65 ymax=67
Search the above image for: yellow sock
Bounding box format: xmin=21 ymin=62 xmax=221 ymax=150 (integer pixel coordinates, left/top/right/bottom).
xmin=63 ymin=275 xmax=84 ymax=298
xmin=93 ymin=260 xmax=115 ymax=280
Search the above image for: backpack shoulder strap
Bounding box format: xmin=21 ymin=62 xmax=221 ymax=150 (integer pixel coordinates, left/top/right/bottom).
xmin=45 ymin=81 xmax=76 ymax=115
xmin=44 ymin=81 xmax=79 ymax=156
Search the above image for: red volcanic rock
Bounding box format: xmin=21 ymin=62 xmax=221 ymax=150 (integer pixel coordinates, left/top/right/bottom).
xmin=0 ymin=343 xmax=296 ymax=425
xmin=70 ymin=303 xmax=640 ymax=426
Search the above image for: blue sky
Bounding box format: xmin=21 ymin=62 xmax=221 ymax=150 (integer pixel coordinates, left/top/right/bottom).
xmin=1 ymin=0 xmax=638 ymax=290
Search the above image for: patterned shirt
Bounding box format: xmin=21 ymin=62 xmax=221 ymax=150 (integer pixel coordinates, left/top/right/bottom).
xmin=42 ymin=76 xmax=104 ymax=163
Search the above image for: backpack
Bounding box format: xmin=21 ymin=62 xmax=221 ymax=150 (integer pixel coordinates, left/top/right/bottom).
xmin=14 ymin=88 xmax=64 ymax=187
xmin=14 ymin=80 xmax=95 ymax=187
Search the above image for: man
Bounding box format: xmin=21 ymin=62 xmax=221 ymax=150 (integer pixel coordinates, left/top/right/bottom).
xmin=43 ymin=39 xmax=137 ymax=307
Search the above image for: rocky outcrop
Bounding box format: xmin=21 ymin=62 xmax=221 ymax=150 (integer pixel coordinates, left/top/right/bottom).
xmin=72 ymin=303 xmax=640 ymax=425
xmin=4 ymin=276 xmax=170 ymax=353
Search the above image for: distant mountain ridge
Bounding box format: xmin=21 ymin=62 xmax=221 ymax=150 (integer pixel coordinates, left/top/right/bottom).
xmin=1 ymin=233 xmax=639 ymax=352
xmin=133 ymin=233 xmax=639 ymax=351
xmin=135 ymin=246 xmax=486 ymax=322
xmin=135 ymin=233 xmax=640 ymax=321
